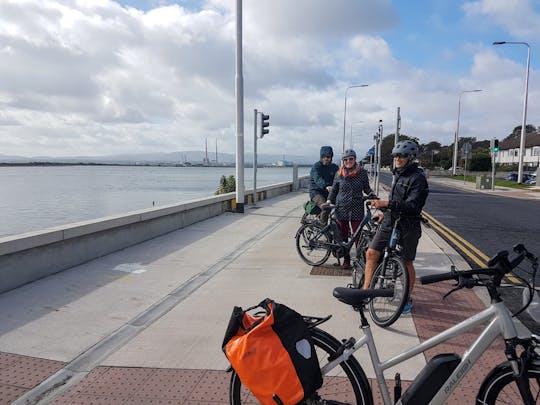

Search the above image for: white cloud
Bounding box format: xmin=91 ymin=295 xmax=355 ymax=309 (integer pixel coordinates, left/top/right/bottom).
xmin=0 ymin=0 xmax=537 ymax=160
xmin=464 ymin=0 xmax=540 ymax=39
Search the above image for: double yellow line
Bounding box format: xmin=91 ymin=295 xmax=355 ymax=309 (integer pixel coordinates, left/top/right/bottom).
xmin=422 ymin=211 xmax=521 ymax=284
xmin=421 ymin=211 xmax=489 ymax=267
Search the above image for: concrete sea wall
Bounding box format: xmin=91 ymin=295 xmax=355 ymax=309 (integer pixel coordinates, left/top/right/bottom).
xmin=0 ymin=175 xmax=310 ymax=293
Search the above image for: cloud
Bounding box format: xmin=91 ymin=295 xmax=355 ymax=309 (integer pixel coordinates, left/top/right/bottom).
xmin=0 ymin=0 xmax=537 ymax=159
xmin=464 ymin=0 xmax=540 ymax=39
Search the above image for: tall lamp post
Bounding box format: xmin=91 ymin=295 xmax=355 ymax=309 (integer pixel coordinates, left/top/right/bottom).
xmin=452 ymin=89 xmax=482 ymax=176
xmin=493 ymin=41 xmax=531 ymax=184
xmin=342 ymin=84 xmax=368 ymax=153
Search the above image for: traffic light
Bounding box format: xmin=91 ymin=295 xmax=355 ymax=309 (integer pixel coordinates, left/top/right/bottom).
xmin=493 ymin=139 xmax=499 ymax=152
xmin=261 ymin=113 xmax=269 ymax=138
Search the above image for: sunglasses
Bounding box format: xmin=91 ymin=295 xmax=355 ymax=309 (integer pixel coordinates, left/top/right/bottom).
xmin=343 ymin=157 xmax=355 ymax=162
xmin=393 ymin=154 xmax=409 ymax=159
xmin=322 ymin=155 xmax=332 ymax=159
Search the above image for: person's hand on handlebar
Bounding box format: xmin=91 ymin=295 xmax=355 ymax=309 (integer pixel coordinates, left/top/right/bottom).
xmin=369 ymin=199 xmax=389 ymax=210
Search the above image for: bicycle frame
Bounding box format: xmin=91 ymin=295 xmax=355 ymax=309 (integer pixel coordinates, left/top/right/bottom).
xmin=320 ymin=300 xmax=520 ymax=405
xmin=317 ymin=204 xmax=375 ymax=256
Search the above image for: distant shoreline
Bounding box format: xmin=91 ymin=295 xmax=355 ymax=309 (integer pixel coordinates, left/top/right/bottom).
xmin=0 ymin=162 xmax=312 ymax=168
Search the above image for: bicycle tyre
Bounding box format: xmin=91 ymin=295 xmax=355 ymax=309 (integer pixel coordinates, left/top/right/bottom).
xmin=229 ymin=327 xmax=373 ymax=404
xmin=295 ymin=222 xmax=332 ymax=266
xmin=476 ymin=361 xmax=540 ymax=404
xmin=368 ymin=256 xmax=409 ymax=327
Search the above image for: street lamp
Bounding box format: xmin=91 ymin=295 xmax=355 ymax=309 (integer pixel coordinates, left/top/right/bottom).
xmin=452 ymin=89 xmax=482 ymax=176
xmin=342 ymin=84 xmax=368 ymax=153
xmin=493 ymin=41 xmax=531 ymax=184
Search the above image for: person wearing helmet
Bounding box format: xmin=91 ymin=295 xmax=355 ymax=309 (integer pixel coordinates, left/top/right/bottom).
xmin=309 ymin=146 xmax=339 ymax=223
xmin=365 ymin=140 xmax=429 ymax=313
xmin=325 ymin=149 xmax=373 ymax=269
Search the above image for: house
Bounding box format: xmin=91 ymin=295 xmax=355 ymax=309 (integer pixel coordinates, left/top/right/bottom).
xmin=495 ymin=131 xmax=540 ymax=169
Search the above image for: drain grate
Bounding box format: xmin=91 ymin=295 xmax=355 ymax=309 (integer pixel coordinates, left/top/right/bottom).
xmin=310 ymin=264 xmax=352 ymax=277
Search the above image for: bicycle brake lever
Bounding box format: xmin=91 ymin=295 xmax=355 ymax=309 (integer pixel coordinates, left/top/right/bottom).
xmin=443 ymin=286 xmax=460 ymax=300
xmin=442 ymin=275 xmax=476 ymax=299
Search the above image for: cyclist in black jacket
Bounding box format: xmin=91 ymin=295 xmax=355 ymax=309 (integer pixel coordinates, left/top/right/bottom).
xmin=309 ymin=146 xmax=339 ymax=223
xmin=365 ymin=140 xmax=429 ymax=313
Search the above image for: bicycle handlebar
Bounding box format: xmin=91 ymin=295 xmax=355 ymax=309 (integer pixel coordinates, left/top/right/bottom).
xmin=420 ymin=244 xmax=534 ymax=286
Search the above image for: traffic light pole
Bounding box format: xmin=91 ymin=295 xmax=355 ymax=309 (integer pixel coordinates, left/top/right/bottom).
xmin=253 ymin=109 xmax=258 ymax=204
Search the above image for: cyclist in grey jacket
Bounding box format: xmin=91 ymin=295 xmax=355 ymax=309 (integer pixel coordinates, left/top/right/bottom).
xmin=366 ymin=140 xmax=429 ymax=312
xmin=326 ymin=149 xmax=372 ymax=269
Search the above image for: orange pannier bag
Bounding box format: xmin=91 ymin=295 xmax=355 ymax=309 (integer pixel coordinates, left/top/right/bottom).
xmin=222 ymin=298 xmax=323 ymax=405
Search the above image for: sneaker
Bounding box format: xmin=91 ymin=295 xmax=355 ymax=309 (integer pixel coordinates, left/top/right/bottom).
xmin=342 ymin=260 xmax=352 ymax=270
xmin=402 ymin=298 xmax=413 ymax=314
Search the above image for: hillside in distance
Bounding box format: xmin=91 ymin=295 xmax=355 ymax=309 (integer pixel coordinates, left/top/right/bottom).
xmin=0 ymin=151 xmax=316 ymax=166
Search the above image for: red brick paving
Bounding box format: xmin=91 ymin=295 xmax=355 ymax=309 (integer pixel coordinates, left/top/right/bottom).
xmin=0 ymin=282 xmax=518 ymax=404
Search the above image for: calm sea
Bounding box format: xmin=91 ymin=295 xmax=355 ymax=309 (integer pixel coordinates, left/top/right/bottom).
xmin=0 ymin=165 xmax=310 ymax=237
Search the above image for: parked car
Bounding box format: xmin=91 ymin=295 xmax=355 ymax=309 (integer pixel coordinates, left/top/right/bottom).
xmin=505 ymin=172 xmax=536 ymax=183
xmin=525 ymin=174 xmax=537 ymax=185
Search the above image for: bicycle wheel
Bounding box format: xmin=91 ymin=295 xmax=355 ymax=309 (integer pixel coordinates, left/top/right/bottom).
xmin=476 ymin=361 xmax=540 ymax=404
xmin=295 ymin=222 xmax=332 ymax=266
xmin=229 ymin=327 xmax=373 ymax=404
xmin=368 ymin=256 xmax=409 ymax=327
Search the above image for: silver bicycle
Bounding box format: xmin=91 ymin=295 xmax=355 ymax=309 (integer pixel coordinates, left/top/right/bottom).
xmin=229 ymin=244 xmax=540 ymax=404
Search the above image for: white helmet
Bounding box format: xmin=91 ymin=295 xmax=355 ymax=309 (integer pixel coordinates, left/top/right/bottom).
xmin=391 ymin=140 xmax=419 ymax=157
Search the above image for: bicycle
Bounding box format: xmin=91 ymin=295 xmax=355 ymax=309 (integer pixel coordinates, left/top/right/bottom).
xmin=295 ymin=196 xmax=377 ymax=267
xmin=229 ymin=243 xmax=540 ymax=404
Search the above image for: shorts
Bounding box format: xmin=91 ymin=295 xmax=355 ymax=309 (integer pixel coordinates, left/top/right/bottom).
xmin=369 ymin=221 xmax=422 ymax=261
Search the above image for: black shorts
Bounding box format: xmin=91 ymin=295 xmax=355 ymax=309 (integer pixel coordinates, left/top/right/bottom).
xmin=369 ymin=222 xmax=422 ymax=261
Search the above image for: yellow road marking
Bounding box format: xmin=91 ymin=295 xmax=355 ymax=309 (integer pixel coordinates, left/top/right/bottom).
xmin=422 ymin=211 xmax=521 ymax=283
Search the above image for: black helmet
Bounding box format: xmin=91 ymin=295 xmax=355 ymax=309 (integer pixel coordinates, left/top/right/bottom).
xmin=342 ymin=149 xmax=356 ymax=160
xmin=320 ymin=146 xmax=333 ymax=158
xmin=391 ymin=140 xmax=419 ymax=157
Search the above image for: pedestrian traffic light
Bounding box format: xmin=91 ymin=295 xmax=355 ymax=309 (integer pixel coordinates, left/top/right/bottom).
xmin=493 ymin=139 xmax=499 ymax=152
xmin=261 ymin=113 xmax=269 ymax=138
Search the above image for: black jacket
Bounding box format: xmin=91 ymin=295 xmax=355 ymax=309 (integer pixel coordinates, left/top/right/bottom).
xmin=383 ymin=162 xmax=429 ymax=228
xmin=309 ymin=161 xmax=339 ymax=199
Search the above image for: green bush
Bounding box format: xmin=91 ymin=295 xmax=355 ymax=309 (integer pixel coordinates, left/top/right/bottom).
xmin=215 ymin=175 xmax=236 ymax=195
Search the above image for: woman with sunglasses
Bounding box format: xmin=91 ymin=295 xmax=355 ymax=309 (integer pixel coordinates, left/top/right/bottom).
xmin=325 ymin=149 xmax=372 ymax=269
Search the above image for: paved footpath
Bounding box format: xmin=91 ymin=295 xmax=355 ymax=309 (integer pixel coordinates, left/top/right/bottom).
xmin=0 ymin=186 xmax=534 ymax=404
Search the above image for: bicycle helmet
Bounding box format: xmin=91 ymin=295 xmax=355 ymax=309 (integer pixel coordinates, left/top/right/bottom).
xmin=391 ymin=140 xmax=419 ymax=157
xmin=342 ymin=149 xmax=356 ymax=160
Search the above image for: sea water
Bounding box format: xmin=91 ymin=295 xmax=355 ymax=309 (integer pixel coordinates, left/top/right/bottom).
xmin=0 ymin=165 xmax=310 ymax=237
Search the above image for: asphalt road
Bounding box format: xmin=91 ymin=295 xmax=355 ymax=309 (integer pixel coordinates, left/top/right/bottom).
xmin=379 ymin=171 xmax=540 ymax=334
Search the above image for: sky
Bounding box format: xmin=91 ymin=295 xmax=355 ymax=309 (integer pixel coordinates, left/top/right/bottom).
xmin=0 ymin=0 xmax=539 ymax=159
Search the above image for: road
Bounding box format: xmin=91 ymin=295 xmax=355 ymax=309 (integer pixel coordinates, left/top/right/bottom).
xmin=378 ymin=171 xmax=540 ymax=333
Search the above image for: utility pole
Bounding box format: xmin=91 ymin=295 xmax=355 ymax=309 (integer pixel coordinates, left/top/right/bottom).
xmin=394 ymin=107 xmax=400 ymax=170
xmin=375 ymin=120 xmax=383 ymax=195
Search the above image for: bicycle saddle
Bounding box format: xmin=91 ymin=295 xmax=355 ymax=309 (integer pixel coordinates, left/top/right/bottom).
xmin=333 ymin=287 xmax=394 ymax=307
